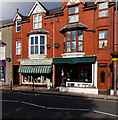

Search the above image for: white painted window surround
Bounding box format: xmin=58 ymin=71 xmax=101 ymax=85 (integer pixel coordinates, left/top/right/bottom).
xmin=0 ymin=46 xmax=5 ymax=60
xmin=28 ymin=34 xmax=47 ymax=59
xmin=0 ymin=30 xmax=1 ymax=40
xmin=16 ymin=41 xmax=21 ymax=55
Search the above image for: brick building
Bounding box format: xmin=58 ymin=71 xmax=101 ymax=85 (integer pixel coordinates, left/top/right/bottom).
xmin=12 ymin=0 xmax=118 ymax=94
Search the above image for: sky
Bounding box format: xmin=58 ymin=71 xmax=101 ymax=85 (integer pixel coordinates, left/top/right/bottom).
xmin=0 ymin=0 xmax=62 ymax=20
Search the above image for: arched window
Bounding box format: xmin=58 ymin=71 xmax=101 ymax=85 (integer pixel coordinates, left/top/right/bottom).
xmin=100 ymin=71 xmax=105 ymax=83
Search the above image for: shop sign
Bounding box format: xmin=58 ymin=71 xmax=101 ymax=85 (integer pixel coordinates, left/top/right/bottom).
xmin=19 ymin=59 xmax=52 ymax=65
xmin=112 ymin=58 xmax=118 ymax=61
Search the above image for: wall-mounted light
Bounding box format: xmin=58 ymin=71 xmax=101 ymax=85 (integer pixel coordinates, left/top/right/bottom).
xmin=54 ymin=43 xmax=60 ymax=48
xmin=6 ymin=57 xmax=11 ymax=62
xmin=46 ymin=44 xmax=51 ymax=49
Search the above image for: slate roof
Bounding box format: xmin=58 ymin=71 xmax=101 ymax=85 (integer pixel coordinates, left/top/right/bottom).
xmin=0 ymin=19 xmax=14 ymax=28
xmin=60 ymin=22 xmax=88 ymax=33
xmin=27 ymin=28 xmax=49 ymax=37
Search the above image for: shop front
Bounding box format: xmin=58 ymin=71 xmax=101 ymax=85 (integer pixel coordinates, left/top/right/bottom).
xmin=18 ymin=59 xmax=52 ymax=87
xmin=0 ymin=60 xmax=6 ymax=82
xmin=53 ymin=56 xmax=98 ymax=94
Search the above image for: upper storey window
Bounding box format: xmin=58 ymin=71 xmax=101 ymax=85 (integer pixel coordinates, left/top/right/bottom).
xmin=68 ymin=6 xmax=79 ymax=23
xmin=0 ymin=30 xmax=1 ymax=40
xmin=99 ymin=30 xmax=108 ymax=49
xmin=64 ymin=30 xmax=83 ymax=53
xmin=33 ymin=13 xmax=42 ymax=29
xmin=98 ymin=2 xmax=108 ymax=17
xmin=16 ymin=20 xmax=21 ymax=32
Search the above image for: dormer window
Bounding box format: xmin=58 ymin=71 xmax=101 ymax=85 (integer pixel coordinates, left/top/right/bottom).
xmin=16 ymin=20 xmax=21 ymax=32
xmin=33 ymin=13 xmax=42 ymax=29
xmin=68 ymin=6 xmax=79 ymax=23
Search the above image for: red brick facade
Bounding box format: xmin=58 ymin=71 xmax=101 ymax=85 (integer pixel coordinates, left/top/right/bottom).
xmin=12 ymin=1 xmax=118 ymax=94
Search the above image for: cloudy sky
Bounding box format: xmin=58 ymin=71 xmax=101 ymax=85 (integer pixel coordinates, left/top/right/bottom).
xmin=0 ymin=0 xmax=62 ymax=20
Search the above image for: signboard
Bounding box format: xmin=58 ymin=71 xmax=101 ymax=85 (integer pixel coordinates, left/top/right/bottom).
xmin=19 ymin=58 xmax=53 ymax=65
xmin=112 ymin=58 xmax=118 ymax=61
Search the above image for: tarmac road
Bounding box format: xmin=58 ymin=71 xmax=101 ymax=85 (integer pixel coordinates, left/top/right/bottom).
xmin=1 ymin=91 xmax=118 ymax=119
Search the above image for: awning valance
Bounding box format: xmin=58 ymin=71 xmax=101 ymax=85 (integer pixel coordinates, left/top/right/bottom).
xmin=18 ymin=65 xmax=52 ymax=73
xmin=53 ymin=56 xmax=96 ymax=64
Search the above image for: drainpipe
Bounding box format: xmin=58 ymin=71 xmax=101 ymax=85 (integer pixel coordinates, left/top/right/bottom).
xmin=114 ymin=0 xmax=118 ymax=95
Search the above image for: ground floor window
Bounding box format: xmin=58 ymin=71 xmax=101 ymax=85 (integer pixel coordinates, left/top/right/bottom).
xmin=22 ymin=73 xmax=52 ymax=84
xmin=0 ymin=66 xmax=5 ymax=82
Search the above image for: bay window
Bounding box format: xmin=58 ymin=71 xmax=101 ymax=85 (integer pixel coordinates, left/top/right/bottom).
xmin=68 ymin=6 xmax=79 ymax=23
xmin=33 ymin=13 xmax=42 ymax=29
xmin=64 ymin=30 xmax=84 ymax=52
xmin=98 ymin=2 xmax=108 ymax=17
xmin=99 ymin=30 xmax=108 ymax=48
xmin=29 ymin=35 xmax=46 ymax=57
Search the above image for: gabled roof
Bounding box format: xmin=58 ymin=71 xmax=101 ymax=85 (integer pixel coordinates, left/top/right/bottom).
xmin=13 ymin=11 xmax=29 ymax=22
xmin=28 ymin=0 xmax=48 ymax=17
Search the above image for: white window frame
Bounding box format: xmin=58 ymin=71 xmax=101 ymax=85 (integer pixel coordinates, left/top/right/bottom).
xmin=0 ymin=30 xmax=2 ymax=40
xmin=68 ymin=6 xmax=79 ymax=23
xmin=29 ymin=34 xmax=47 ymax=59
xmin=99 ymin=2 xmax=108 ymax=10
xmin=16 ymin=41 xmax=21 ymax=55
xmin=16 ymin=20 xmax=21 ymax=32
xmin=0 ymin=46 xmax=5 ymax=60
xmin=33 ymin=13 xmax=42 ymax=29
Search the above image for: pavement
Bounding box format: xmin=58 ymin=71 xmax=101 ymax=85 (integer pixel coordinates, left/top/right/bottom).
xmin=0 ymin=85 xmax=118 ymax=101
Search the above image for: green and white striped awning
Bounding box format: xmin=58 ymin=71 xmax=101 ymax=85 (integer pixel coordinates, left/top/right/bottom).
xmin=18 ymin=65 xmax=52 ymax=73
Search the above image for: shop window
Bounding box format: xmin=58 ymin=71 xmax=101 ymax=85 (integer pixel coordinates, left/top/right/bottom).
xmin=0 ymin=66 xmax=5 ymax=82
xmin=79 ymin=70 xmax=92 ymax=83
xmin=68 ymin=6 xmax=79 ymax=23
xmin=99 ymin=30 xmax=108 ymax=49
xmin=98 ymin=2 xmax=108 ymax=17
xmin=16 ymin=41 xmax=21 ymax=55
xmin=64 ymin=30 xmax=84 ymax=52
xmin=16 ymin=20 xmax=21 ymax=32
xmin=29 ymin=34 xmax=46 ymax=57
xmin=100 ymin=71 xmax=105 ymax=83
xmin=33 ymin=13 xmax=42 ymax=29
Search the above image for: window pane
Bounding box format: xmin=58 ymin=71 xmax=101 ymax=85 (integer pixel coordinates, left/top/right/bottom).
xmin=34 ymin=14 xmax=37 ymax=21
xmin=35 ymin=36 xmax=38 ymax=44
xmin=38 ymin=22 xmax=42 ymax=28
xmin=38 ymin=14 xmax=42 ymax=21
xmin=69 ymin=15 xmax=78 ymax=23
xmin=99 ymin=10 xmax=108 ymax=17
xmin=31 ymin=37 xmax=34 ymax=45
xmin=99 ymin=2 xmax=108 ymax=10
xmin=99 ymin=40 xmax=107 ymax=48
xmin=72 ymin=31 xmax=76 ymax=40
xmin=17 ymin=26 xmax=21 ymax=32
xmin=17 ymin=21 xmax=21 ymax=25
xmin=40 ymin=36 xmax=45 ymax=44
xmin=34 ymin=22 xmax=38 ymax=29
xmin=72 ymin=41 xmax=76 ymax=52
xmin=17 ymin=48 xmax=21 ymax=55
xmin=0 ymin=31 xmax=1 ymax=40
xmin=67 ymin=32 xmax=71 ymax=40
xmin=78 ymin=30 xmax=83 ymax=40
xmin=67 ymin=42 xmax=71 ymax=52
xmin=99 ymin=31 xmax=108 ymax=39
xmin=69 ymin=6 xmax=78 ymax=14
xmin=31 ymin=46 xmax=34 ymax=54
xmin=17 ymin=41 xmax=21 ymax=47
xmin=40 ymin=46 xmax=45 ymax=54
xmin=35 ymin=46 xmax=38 ymax=54
xmin=78 ymin=42 xmax=83 ymax=51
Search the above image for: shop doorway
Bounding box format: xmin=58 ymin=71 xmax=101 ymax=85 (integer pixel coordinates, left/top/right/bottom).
xmin=13 ymin=65 xmax=19 ymax=85
xmin=98 ymin=66 xmax=108 ymax=90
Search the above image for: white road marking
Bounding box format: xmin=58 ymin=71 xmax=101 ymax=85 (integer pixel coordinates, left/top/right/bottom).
xmin=93 ymin=110 xmax=118 ymax=118
xmin=47 ymin=107 xmax=89 ymax=111
xmin=1 ymin=100 xmax=19 ymax=103
xmin=21 ymin=101 xmax=46 ymax=109
xmin=2 ymin=99 xmax=118 ymax=118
